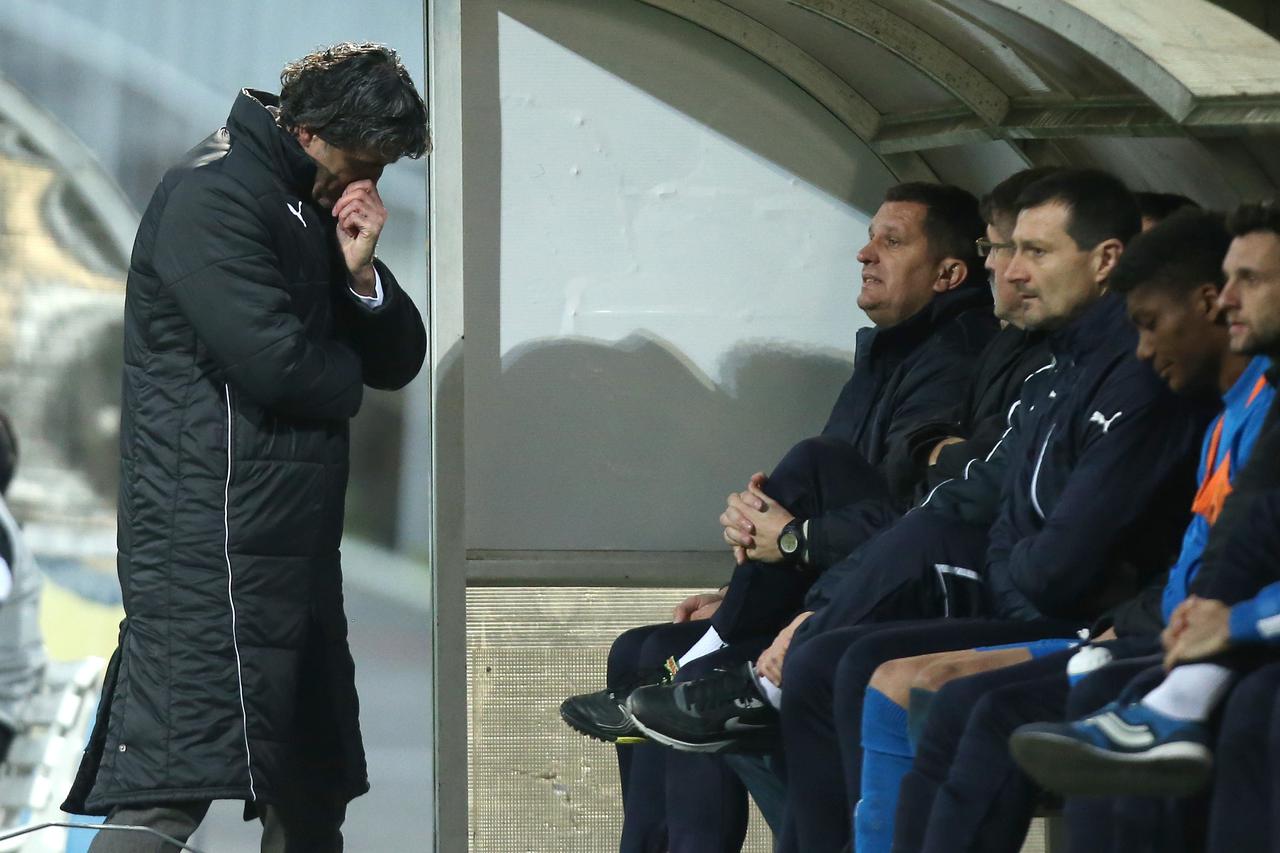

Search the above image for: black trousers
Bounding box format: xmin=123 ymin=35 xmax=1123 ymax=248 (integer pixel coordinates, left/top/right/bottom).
xmin=1206 ymin=660 xmax=1280 ymax=853
xmin=776 ymin=617 xmax=1080 ymax=853
xmin=609 ymin=620 xmax=710 ymax=853
xmin=894 ymin=643 xmax=1152 ymax=853
xmin=797 ymin=509 xmax=990 ymax=640
xmin=663 ymin=639 xmax=771 ymax=853
xmin=1059 ymin=664 xmax=1212 ymax=853
xmin=609 ymin=622 xmax=773 ymax=853
xmin=712 ymin=436 xmax=893 ymax=643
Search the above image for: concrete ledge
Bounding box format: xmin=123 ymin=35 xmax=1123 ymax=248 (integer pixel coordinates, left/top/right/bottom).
xmin=466 ymin=549 xmax=732 ymax=587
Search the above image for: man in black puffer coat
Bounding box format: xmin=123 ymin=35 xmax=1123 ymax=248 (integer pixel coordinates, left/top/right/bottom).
xmin=63 ymin=43 xmax=429 ymax=852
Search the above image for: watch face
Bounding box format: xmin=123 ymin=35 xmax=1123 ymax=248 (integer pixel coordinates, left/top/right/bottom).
xmin=779 ymin=531 xmax=799 ymax=555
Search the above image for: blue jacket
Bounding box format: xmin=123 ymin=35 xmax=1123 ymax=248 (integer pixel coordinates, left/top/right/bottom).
xmin=805 ymin=285 xmax=996 ymax=568
xmin=1106 ymin=357 xmax=1274 ymax=637
xmin=983 ymin=293 xmax=1212 ymax=621
xmin=1161 ymin=357 xmax=1274 ymax=620
xmin=1223 ymin=490 xmax=1280 ymax=643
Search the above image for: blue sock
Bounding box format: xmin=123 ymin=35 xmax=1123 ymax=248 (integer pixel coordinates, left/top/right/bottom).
xmin=855 ymin=687 xmax=914 ymax=853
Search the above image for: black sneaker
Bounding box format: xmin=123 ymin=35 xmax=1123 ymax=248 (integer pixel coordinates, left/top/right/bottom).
xmin=559 ymin=661 xmax=675 ymax=744
xmin=627 ymin=662 xmax=777 ymax=753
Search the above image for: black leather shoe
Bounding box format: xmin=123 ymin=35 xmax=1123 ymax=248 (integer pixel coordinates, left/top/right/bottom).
xmin=560 ymin=664 xmax=672 ymax=744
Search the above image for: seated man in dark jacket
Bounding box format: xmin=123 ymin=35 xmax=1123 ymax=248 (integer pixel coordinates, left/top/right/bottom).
xmin=1002 ymin=200 xmax=1280 ymax=853
xmin=562 ymin=182 xmax=997 ymax=853
xmin=629 ymin=169 xmax=1210 ymax=851
xmin=884 ymin=168 xmax=1056 ymax=503
xmin=878 ymin=208 xmax=1271 ymax=853
xmin=62 ymin=44 xmax=429 ymax=853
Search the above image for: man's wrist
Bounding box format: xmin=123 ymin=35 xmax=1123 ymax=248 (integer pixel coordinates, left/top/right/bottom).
xmin=777 ymin=519 xmax=807 ymax=567
xmin=350 ymin=263 xmax=378 ymax=297
xmin=1229 ymin=600 xmax=1264 ymax=644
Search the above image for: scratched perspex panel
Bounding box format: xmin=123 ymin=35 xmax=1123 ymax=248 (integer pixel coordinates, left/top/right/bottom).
xmin=466 ymin=586 xmax=774 ymax=852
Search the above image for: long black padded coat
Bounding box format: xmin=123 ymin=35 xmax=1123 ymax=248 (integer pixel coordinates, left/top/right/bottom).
xmin=64 ymin=89 xmax=427 ymax=814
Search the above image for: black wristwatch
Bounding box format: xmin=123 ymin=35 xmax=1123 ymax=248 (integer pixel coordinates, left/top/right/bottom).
xmin=778 ymin=519 xmax=806 ymax=565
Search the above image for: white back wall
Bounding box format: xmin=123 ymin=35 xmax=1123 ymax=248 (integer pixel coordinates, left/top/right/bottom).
xmin=466 ymin=0 xmax=897 ymax=552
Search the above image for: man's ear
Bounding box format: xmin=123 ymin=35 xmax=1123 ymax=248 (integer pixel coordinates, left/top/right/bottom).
xmin=1200 ymin=282 xmax=1228 ymax=323
xmin=1093 ymin=238 xmax=1124 ymax=286
xmin=933 ymin=257 xmax=968 ymax=293
xmin=294 ymin=126 xmax=318 ymax=148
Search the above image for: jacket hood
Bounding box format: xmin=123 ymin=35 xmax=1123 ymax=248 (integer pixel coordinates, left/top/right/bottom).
xmin=227 ymin=89 xmax=318 ymax=201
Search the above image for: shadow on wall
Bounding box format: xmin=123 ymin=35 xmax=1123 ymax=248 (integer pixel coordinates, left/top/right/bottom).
xmin=468 ymin=330 xmax=853 ymax=552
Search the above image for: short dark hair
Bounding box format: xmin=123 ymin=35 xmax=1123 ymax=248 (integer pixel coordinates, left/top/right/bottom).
xmin=883 ymin=182 xmax=985 ymax=285
xmin=0 ymin=412 xmax=17 ymax=496
xmin=1109 ymin=208 xmax=1230 ymax=297
xmin=980 ymin=167 xmax=1062 ymax=235
xmin=1135 ymin=191 xmax=1199 ymax=225
xmin=1227 ymin=201 xmax=1280 ymax=240
xmin=1014 ymin=168 xmax=1141 ymax=250
xmin=279 ymin=42 xmax=430 ymax=160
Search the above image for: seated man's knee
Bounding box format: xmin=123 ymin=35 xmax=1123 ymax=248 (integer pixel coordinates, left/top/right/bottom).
xmin=912 ymin=657 xmax=966 ymax=694
xmin=870 ymin=656 xmax=930 ymax=706
xmin=913 ymin=648 xmax=1029 ymax=694
xmin=610 ymin=624 xmax=661 ymax=683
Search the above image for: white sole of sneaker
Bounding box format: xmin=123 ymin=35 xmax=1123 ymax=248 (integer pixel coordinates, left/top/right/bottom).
xmin=1011 ymin=730 xmax=1213 ymax=797
xmin=628 ymin=715 xmax=747 ymax=754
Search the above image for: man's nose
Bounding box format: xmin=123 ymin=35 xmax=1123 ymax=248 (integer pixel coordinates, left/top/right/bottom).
xmin=1135 ymin=332 xmax=1155 ymax=363
xmin=1005 ymin=257 xmax=1028 ymax=284
xmin=856 ymin=241 xmax=875 ymax=265
xmin=1217 ymin=278 xmax=1239 ymax=311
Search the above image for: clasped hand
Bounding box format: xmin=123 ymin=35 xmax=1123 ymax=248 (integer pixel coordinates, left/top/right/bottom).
xmin=719 ymin=471 xmax=794 ymax=565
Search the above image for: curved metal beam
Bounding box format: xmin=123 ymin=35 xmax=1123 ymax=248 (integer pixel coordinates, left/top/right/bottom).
xmin=789 ymin=0 xmax=1011 ymax=125
xmin=632 ymin=0 xmax=938 ymax=180
xmin=635 ymin=0 xmax=879 ymax=137
xmin=0 ymin=77 xmax=137 ymax=266
xmin=981 ymin=0 xmax=1280 ymax=122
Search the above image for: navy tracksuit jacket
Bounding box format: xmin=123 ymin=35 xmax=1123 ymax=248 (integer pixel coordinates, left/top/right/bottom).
xmin=804 ymin=292 xmax=1210 ymax=630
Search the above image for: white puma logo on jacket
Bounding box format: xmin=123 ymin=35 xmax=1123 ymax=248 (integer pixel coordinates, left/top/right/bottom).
xmin=1090 ymin=410 xmax=1122 ymax=433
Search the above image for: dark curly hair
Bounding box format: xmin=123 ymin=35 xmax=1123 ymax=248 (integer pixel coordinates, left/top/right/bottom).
xmin=279 ymin=42 xmax=430 ymax=160
xmin=1109 ymin=208 xmax=1229 ymax=296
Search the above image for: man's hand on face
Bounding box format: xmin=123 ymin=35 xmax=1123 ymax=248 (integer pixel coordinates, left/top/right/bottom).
xmin=721 ymin=472 xmax=768 ymax=564
xmin=1163 ymin=596 xmax=1233 ymax=669
xmin=756 ymin=611 xmax=813 ymax=687
xmin=672 ymin=591 xmax=725 ymax=623
xmin=332 ymin=180 xmax=387 ymax=295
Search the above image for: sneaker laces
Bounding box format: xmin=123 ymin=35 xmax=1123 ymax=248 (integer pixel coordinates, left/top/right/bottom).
xmin=613 ymin=664 xmax=673 ymax=699
xmin=680 ymin=667 xmax=755 ymax=713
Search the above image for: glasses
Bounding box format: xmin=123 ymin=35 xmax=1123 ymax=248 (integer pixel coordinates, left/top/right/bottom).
xmin=976 ymin=238 xmax=1015 ymax=257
